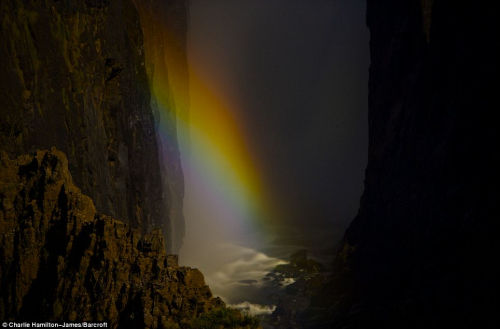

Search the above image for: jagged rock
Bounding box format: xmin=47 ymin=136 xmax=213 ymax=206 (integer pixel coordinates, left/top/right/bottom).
xmin=0 ymin=0 xmax=172 ymax=241
xmin=0 ymin=149 xmax=256 ymax=328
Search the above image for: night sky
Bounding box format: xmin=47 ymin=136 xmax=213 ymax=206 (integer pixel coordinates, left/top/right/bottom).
xmin=187 ymin=0 xmax=369 ymax=251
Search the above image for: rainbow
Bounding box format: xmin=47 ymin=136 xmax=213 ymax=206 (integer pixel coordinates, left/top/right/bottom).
xmin=186 ymin=66 xmax=280 ymax=234
xmin=134 ymin=3 xmax=280 ymax=247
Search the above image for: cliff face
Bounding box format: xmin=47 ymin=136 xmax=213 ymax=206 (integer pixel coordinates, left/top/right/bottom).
xmin=0 ymin=149 xmax=255 ymax=328
xmin=0 ymin=0 xmax=168 ymax=235
xmin=306 ymin=1 xmax=499 ymax=328
xmin=279 ymin=1 xmax=500 ymax=328
xmin=133 ymin=0 xmax=189 ymax=253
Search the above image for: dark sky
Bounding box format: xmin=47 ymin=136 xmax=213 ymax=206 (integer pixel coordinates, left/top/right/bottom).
xmin=188 ymin=0 xmax=369 ymax=251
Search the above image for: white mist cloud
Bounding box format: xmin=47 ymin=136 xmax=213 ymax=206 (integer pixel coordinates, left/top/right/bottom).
xmin=211 ymin=243 xmax=286 ymax=286
xmin=229 ymin=301 xmax=276 ymax=316
xmin=180 ymin=242 xmax=287 ymax=304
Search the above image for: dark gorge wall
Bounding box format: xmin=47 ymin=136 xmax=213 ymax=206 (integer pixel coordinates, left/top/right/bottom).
xmin=306 ymin=1 xmax=499 ymax=328
xmin=0 ymin=0 xmax=167 ymax=235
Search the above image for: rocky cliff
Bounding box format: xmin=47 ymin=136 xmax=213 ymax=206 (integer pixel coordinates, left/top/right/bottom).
xmin=0 ymin=149 xmax=259 ymax=328
xmin=0 ymin=0 xmax=170 ymax=236
xmin=133 ymin=0 xmax=189 ymax=253
xmin=0 ymin=149 xmax=214 ymax=326
xmin=294 ymin=1 xmax=499 ymax=328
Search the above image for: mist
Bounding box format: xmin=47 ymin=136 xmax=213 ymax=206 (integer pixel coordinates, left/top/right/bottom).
xmin=180 ymin=0 xmax=369 ymax=305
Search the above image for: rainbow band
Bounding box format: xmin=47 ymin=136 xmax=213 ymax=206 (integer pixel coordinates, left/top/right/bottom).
xmin=135 ymin=3 xmax=280 ymax=245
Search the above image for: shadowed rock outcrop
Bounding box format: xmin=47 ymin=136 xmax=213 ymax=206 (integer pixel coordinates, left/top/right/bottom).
xmin=0 ymin=149 xmax=259 ymax=328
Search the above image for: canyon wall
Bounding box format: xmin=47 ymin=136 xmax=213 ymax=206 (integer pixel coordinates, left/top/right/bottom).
xmin=0 ymin=0 xmax=169 ymax=237
xmin=301 ymin=1 xmax=499 ymax=328
xmin=133 ymin=0 xmax=189 ymax=253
